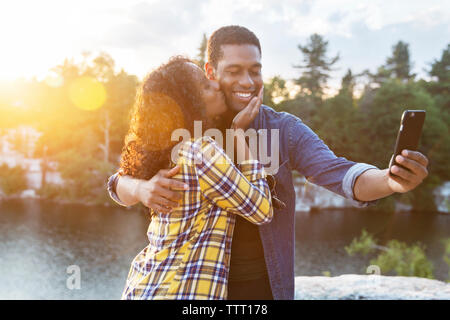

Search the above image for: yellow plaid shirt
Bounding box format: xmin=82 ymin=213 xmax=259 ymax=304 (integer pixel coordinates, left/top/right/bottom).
xmin=121 ymin=136 xmax=273 ymax=300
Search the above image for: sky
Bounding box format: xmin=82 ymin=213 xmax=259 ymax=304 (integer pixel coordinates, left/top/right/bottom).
xmin=0 ymin=0 xmax=449 ymax=91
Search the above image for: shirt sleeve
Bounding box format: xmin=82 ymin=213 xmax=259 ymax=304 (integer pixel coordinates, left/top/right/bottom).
xmin=179 ymin=136 xmax=273 ymax=225
xmin=106 ymin=172 xmax=129 ymax=207
xmin=287 ymin=116 xmax=378 ymax=208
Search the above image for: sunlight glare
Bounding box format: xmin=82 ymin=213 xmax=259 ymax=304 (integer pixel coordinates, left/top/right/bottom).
xmin=69 ymin=77 xmax=106 ymax=111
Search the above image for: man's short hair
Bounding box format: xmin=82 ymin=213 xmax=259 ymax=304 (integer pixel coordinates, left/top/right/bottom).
xmin=207 ymin=25 xmax=261 ymax=69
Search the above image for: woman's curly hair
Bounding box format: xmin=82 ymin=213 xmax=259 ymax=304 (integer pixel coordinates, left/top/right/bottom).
xmin=120 ymin=56 xmax=206 ymax=180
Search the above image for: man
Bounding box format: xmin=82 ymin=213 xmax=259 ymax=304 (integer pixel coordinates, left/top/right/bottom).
xmin=107 ymin=26 xmax=429 ymax=300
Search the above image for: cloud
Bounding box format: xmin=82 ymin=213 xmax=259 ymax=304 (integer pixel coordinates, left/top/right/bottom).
xmin=1 ymin=0 xmax=448 ymax=84
xmin=100 ymin=0 xmax=206 ymax=49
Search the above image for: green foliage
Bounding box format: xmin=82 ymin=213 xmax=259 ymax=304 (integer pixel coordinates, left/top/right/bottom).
xmin=263 ymin=76 xmax=290 ymax=109
xmin=15 ymin=52 xmax=137 ymax=204
xmin=294 ymin=33 xmax=339 ymax=104
xmin=346 ymin=229 xmax=434 ymax=279
xmin=1 ymin=37 xmax=448 ymax=211
xmin=37 ymin=183 xmax=62 ymax=200
xmin=429 ymin=44 xmax=450 ymax=83
xmin=443 ymin=238 xmax=450 ymax=282
xmin=312 ymin=87 xmax=359 ymax=159
xmin=277 ymin=95 xmax=316 ymax=125
xmin=345 ymin=229 xmax=377 ymax=256
xmin=54 ymin=149 xmax=115 ymax=203
xmin=385 ymin=41 xmax=416 ymax=81
xmin=372 ymin=240 xmax=434 ymax=279
xmin=193 ymin=33 xmax=208 ymax=69
xmin=322 ymin=271 xmax=331 ymax=277
xmin=0 ymin=164 xmax=27 ymax=195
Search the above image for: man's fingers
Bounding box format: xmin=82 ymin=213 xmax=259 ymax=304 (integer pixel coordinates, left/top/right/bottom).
xmin=156 ymin=185 xmax=183 ymax=202
xmin=153 ymin=193 xmax=180 ymax=209
xmin=390 ymin=165 xmax=416 ymax=183
xmin=388 ymin=171 xmax=411 ymax=191
xmin=158 ymin=176 xmax=188 ymax=191
xmin=402 ymin=150 xmax=429 ymax=167
xmin=152 ymin=203 xmax=172 ymax=214
xmin=395 ymin=155 xmax=428 ymax=178
xmin=161 ymin=165 xmax=180 ymax=178
xmin=154 ymin=194 xmax=180 ymax=208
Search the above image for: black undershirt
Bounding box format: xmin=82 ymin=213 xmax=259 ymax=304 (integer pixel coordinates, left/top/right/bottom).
xmin=228 ymin=141 xmax=268 ymax=282
xmin=228 ymin=215 xmax=268 ymax=281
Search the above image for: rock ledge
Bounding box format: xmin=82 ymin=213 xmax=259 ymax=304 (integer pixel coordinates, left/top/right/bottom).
xmin=295 ymin=274 xmax=450 ymax=300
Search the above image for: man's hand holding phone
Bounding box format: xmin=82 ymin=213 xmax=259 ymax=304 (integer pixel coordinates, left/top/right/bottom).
xmin=386 ymin=110 xmax=429 ymax=193
xmin=387 ymin=149 xmax=429 ymax=193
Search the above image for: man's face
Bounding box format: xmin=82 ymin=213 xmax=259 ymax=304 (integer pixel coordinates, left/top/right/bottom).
xmin=211 ymin=44 xmax=263 ymax=113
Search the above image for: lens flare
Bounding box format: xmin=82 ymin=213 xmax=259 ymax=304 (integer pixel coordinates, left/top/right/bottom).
xmin=69 ymin=76 xmax=106 ymax=111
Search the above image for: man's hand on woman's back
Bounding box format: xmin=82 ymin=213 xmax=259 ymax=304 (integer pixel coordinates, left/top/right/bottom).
xmin=118 ymin=166 xmax=188 ymax=214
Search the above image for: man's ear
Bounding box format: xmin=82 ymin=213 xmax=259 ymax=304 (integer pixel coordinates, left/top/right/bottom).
xmin=205 ymin=62 xmax=216 ymax=80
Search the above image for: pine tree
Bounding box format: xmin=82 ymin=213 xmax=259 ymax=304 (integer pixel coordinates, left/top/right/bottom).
xmin=429 ymin=44 xmax=450 ymax=83
xmin=194 ymin=33 xmax=208 ymax=70
xmin=294 ymin=33 xmax=340 ymax=103
xmin=371 ymin=41 xmax=415 ymax=84
xmin=385 ymin=41 xmax=415 ymax=81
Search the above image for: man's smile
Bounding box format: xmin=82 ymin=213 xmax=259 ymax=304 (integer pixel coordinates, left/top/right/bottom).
xmin=232 ymin=90 xmax=255 ymax=103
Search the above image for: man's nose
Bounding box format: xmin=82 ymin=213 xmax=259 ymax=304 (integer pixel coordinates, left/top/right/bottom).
xmin=239 ymin=72 xmax=254 ymax=88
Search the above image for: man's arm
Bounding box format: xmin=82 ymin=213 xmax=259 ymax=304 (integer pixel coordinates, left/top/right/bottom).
xmin=288 ymin=116 xmax=376 ymax=206
xmin=287 ymin=116 xmax=428 ymax=206
xmin=353 ymin=150 xmax=429 ymax=202
xmin=107 ymin=166 xmax=188 ymax=213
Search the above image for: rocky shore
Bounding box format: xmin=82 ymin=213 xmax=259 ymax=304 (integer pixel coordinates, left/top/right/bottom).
xmin=294 ymin=274 xmax=450 ymax=300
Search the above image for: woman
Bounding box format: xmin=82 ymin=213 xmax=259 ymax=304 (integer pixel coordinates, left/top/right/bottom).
xmin=119 ymin=56 xmax=273 ymax=300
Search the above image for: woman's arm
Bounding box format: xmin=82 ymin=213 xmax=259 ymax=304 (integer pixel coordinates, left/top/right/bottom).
xmin=180 ymin=136 xmax=273 ymax=225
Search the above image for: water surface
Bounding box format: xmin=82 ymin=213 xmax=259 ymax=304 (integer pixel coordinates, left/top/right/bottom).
xmin=0 ymin=199 xmax=448 ymax=299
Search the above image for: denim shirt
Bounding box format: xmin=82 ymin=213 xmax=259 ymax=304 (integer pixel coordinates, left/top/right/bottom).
xmin=107 ymin=105 xmax=378 ymax=300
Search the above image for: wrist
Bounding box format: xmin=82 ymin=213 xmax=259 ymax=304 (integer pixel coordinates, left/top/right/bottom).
xmin=132 ymin=179 xmax=143 ymax=203
xmin=384 ymin=168 xmax=397 ymax=194
xmin=231 ymin=121 xmax=240 ymax=131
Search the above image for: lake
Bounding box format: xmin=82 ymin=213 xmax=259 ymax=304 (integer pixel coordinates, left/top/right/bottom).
xmin=0 ymin=199 xmax=448 ymax=299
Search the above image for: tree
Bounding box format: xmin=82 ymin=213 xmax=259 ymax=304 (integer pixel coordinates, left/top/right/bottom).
xmin=425 ymin=44 xmax=450 ymax=125
xmin=339 ymin=69 xmax=357 ymax=98
xmin=311 ymin=69 xmax=360 ymax=160
xmin=194 ymin=33 xmax=208 ymax=70
xmin=294 ymin=33 xmax=340 ymax=105
xmin=0 ymin=164 xmax=27 ymax=195
xmin=386 ymin=41 xmax=415 ymax=81
xmin=355 ymin=79 xmax=448 ymax=211
xmin=371 ymin=41 xmax=415 ymax=84
xmin=30 ymin=52 xmax=138 ymax=203
xmin=263 ymin=76 xmax=290 ymax=109
xmin=429 ymin=44 xmax=450 ymax=83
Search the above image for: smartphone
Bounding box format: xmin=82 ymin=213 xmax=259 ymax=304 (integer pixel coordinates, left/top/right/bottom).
xmin=389 ymin=110 xmax=426 ymax=176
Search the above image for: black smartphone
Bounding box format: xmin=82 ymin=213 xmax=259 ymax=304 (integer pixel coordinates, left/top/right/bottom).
xmin=389 ymin=110 xmax=426 ymax=176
